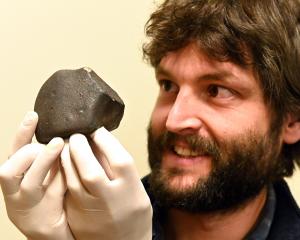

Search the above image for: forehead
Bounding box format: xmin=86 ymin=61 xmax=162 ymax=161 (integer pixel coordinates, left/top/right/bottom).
xmin=156 ymin=43 xmax=259 ymax=87
xmin=159 ymin=43 xmax=217 ymax=71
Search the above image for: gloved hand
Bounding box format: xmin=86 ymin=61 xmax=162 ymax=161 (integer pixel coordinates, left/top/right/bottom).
xmin=0 ymin=111 xmax=74 ymax=240
xmin=61 ymin=127 xmax=152 ymax=240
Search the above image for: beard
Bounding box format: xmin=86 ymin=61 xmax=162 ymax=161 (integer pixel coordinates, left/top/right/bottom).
xmin=147 ymin=124 xmax=285 ymax=213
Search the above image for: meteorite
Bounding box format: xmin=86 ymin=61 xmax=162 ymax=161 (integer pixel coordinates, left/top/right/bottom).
xmin=34 ymin=67 xmax=125 ymax=143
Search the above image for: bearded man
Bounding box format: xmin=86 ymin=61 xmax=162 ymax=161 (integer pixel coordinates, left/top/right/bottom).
xmin=142 ymin=0 xmax=300 ymax=239
xmin=1 ymin=0 xmax=300 ymax=240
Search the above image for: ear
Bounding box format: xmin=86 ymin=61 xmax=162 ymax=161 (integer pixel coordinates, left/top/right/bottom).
xmin=282 ymin=114 xmax=300 ymax=144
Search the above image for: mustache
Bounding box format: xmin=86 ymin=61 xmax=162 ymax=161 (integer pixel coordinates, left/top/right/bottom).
xmin=157 ymin=131 xmax=221 ymax=157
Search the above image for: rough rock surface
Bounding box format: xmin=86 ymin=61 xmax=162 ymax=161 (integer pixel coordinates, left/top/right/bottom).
xmin=34 ymin=67 xmax=125 ymax=143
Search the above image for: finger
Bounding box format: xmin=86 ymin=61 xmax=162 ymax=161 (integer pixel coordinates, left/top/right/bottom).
xmin=20 ymin=138 xmax=64 ymax=194
xmin=0 ymin=143 xmax=43 ymax=195
xmin=10 ymin=111 xmax=38 ymax=156
xmin=89 ymin=139 xmax=114 ymax=180
xmin=61 ymin=143 xmax=92 ymax=199
xmin=91 ymin=127 xmax=139 ymax=181
xmin=69 ymin=134 xmax=109 ymax=195
xmin=46 ymin=164 xmax=67 ymax=198
xmin=42 ymin=158 xmax=60 ymax=187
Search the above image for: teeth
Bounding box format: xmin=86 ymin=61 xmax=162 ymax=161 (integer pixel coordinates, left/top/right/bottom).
xmin=173 ymin=146 xmax=200 ymax=157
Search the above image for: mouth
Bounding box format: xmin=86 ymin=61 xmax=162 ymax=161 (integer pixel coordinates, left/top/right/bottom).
xmin=160 ymin=142 xmax=213 ymax=177
xmin=172 ymin=145 xmax=206 ymax=158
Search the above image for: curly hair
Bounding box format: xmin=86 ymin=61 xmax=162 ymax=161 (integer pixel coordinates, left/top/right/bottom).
xmin=143 ymin=0 xmax=300 ymax=177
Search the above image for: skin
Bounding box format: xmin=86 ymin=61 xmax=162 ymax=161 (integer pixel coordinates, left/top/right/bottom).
xmin=152 ymin=42 xmax=271 ymax=191
xmin=150 ymin=42 xmax=299 ymax=240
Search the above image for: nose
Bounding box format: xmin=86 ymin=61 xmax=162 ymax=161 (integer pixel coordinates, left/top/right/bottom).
xmin=166 ymin=89 xmax=203 ymax=134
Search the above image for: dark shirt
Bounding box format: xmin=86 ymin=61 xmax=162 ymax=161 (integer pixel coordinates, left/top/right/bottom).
xmin=246 ymin=186 xmax=276 ymax=240
xmin=142 ymin=176 xmax=300 ymax=240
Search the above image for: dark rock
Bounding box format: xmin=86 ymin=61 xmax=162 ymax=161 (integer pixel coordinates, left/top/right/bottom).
xmin=34 ymin=67 xmax=125 ymax=143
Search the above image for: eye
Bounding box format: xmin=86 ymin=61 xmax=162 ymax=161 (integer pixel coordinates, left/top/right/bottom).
xmin=207 ymin=85 xmax=234 ymax=98
xmin=159 ymin=80 xmax=178 ymax=93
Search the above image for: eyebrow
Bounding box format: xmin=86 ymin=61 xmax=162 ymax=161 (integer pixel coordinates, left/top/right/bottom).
xmin=155 ymin=66 xmax=173 ymax=78
xmin=198 ymin=72 xmax=232 ymax=82
xmin=155 ymin=66 xmax=233 ymax=83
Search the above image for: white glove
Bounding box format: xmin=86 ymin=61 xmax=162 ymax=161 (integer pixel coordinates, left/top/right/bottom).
xmin=0 ymin=111 xmax=75 ymax=240
xmin=61 ymin=127 xmax=152 ymax=240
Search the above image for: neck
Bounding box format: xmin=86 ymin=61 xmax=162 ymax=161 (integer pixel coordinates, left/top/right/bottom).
xmin=165 ymin=187 xmax=268 ymax=240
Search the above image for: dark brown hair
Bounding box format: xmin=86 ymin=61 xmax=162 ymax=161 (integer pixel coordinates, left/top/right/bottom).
xmin=143 ymin=0 xmax=300 ymax=177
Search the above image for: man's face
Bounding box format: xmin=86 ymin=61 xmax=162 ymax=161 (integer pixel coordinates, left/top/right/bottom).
xmin=148 ymin=43 xmax=284 ymax=212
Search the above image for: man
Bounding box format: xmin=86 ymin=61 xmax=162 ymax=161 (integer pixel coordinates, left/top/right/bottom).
xmin=142 ymin=0 xmax=300 ymax=239
xmin=0 ymin=0 xmax=300 ymax=239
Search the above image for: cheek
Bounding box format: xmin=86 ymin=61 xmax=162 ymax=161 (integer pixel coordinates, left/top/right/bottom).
xmin=207 ymin=104 xmax=271 ymax=139
xmin=150 ymin=102 xmax=171 ymax=136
